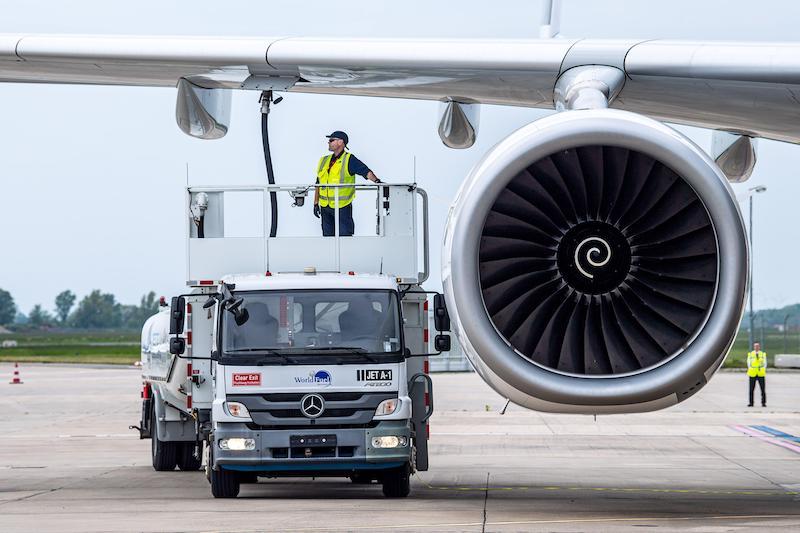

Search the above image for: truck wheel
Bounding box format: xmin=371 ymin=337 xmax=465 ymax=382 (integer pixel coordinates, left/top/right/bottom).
xmin=350 ymin=473 xmax=373 ymax=484
xmin=177 ymin=442 xmax=202 ymax=471
xmin=211 ymin=467 xmax=240 ymax=498
xmin=151 ymin=405 xmax=177 ymax=471
xmin=381 ymin=465 xmax=410 ymax=498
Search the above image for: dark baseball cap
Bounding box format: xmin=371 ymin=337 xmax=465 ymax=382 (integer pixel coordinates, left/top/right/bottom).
xmin=326 ymin=130 xmax=349 ymax=145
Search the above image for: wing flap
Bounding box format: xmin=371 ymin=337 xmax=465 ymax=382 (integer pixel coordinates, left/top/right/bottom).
xmin=0 ymin=34 xmax=279 ymax=87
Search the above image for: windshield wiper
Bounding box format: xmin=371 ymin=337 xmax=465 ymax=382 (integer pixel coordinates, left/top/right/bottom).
xmin=224 ymin=348 xmax=293 ymax=365
xmin=226 ymin=347 xmax=283 ymax=353
xmin=305 ymin=347 xmax=382 ymax=363
xmin=305 ymin=346 xmax=367 ymax=352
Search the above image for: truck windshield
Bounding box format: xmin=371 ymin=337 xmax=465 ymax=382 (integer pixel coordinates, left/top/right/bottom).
xmin=220 ymin=289 xmax=403 ymax=365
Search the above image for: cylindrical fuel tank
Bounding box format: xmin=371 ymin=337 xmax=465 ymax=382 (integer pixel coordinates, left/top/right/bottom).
xmin=141 ymin=307 xmax=189 ymax=408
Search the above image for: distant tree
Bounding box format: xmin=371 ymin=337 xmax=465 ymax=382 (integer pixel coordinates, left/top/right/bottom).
xmin=28 ymin=304 xmax=54 ymax=328
xmin=69 ymin=290 xmax=122 ymax=329
xmin=54 ymin=290 xmax=76 ymax=324
xmin=14 ymin=312 xmax=28 ymax=325
xmin=122 ymin=291 xmax=160 ymax=329
xmin=0 ymin=288 xmax=16 ymax=325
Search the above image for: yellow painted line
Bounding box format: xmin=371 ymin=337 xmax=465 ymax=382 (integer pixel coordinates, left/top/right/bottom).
xmin=415 ymin=476 xmax=799 ymax=497
xmin=200 ymin=514 xmax=800 ymax=533
xmin=486 ymin=514 xmax=800 ymax=527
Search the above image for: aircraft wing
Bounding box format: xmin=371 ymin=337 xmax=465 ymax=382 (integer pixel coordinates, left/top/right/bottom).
xmin=1 ymin=35 xmax=799 ymax=142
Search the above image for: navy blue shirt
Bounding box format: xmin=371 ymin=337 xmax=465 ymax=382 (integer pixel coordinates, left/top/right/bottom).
xmin=326 ymin=151 xmax=371 ymax=177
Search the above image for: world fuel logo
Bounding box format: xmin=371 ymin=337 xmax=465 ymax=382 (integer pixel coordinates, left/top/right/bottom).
xmin=357 ymin=369 xmax=392 ymax=381
xmin=294 ymin=370 xmax=332 ymax=387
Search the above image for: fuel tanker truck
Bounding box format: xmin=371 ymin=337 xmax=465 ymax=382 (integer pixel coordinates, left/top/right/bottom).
xmin=135 ymin=183 xmax=448 ymax=498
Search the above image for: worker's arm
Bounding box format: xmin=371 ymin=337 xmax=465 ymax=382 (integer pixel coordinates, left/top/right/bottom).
xmin=313 ymin=178 xmax=321 ymax=217
xmin=349 ymin=155 xmax=381 ymax=183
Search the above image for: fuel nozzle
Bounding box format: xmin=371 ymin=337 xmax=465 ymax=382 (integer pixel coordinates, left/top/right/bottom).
xmin=259 ymin=90 xmax=284 ymax=114
xmin=191 ymin=192 xmax=209 ymax=238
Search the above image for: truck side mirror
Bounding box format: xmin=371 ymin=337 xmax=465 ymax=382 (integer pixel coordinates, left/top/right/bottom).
xmin=170 ymin=337 xmax=186 ymax=355
xmin=234 ymin=307 xmax=250 ymax=326
xmin=434 ymin=334 xmax=451 ymax=352
xmin=433 ymin=294 xmax=450 ymax=332
xmin=169 ymin=296 xmax=186 ymax=335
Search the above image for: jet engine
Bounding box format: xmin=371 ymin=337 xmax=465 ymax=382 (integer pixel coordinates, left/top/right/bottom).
xmin=443 ymin=109 xmax=747 ymax=414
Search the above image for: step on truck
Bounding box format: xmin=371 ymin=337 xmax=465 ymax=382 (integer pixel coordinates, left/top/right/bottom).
xmin=135 ymin=183 xmax=451 ymax=498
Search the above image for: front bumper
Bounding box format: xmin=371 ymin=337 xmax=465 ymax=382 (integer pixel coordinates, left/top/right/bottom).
xmin=213 ymin=420 xmax=411 ymax=474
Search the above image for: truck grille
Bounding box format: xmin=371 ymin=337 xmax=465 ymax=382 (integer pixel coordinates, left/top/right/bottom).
xmin=228 ymin=392 xmax=395 ymax=427
xmin=261 ymin=392 xmax=365 ymax=402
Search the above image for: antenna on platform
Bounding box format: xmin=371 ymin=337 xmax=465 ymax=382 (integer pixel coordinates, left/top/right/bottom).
xmin=539 ymin=0 xmax=562 ymax=38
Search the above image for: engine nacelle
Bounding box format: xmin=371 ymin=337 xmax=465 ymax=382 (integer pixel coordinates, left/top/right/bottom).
xmin=443 ymin=109 xmax=747 ymax=414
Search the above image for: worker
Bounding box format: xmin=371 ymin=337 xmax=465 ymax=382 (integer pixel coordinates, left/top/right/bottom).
xmin=746 ymin=342 xmax=767 ymax=407
xmin=313 ymin=130 xmax=381 ymax=236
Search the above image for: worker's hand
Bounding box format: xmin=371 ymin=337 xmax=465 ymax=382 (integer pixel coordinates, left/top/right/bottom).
xmin=313 ymin=203 xmax=321 ymax=218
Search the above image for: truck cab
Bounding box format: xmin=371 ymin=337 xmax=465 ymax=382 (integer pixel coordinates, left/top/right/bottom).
xmin=138 ymin=183 xmax=446 ymax=498
xmin=208 ymin=272 xmax=420 ymax=497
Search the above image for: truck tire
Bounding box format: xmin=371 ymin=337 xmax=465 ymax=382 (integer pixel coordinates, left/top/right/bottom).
xmin=177 ymin=442 xmax=202 ymax=471
xmin=381 ymin=465 xmax=410 ymax=498
xmin=211 ymin=467 xmax=240 ymax=498
xmin=151 ymin=405 xmax=178 ymax=471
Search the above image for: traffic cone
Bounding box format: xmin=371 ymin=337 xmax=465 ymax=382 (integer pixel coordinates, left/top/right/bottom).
xmin=9 ymin=362 xmax=22 ymax=384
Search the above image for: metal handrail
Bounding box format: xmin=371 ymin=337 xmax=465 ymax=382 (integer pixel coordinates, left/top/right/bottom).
xmin=416 ymin=188 xmax=429 ymax=284
xmin=189 ymin=183 xmax=420 ymax=192
xmin=187 ymin=183 xmax=429 ymax=283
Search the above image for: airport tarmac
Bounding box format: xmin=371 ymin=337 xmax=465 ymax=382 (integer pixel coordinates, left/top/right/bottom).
xmin=1 ymin=363 xmax=799 ymax=532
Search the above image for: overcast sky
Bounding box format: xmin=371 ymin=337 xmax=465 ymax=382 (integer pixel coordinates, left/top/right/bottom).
xmin=1 ymin=0 xmax=799 ymax=316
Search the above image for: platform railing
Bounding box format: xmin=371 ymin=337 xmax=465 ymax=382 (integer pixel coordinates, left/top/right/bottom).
xmin=185 ymin=183 xmax=429 ymax=285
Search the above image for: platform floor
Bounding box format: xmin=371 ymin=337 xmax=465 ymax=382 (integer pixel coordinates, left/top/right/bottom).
xmin=1 ymin=363 xmax=799 ymax=532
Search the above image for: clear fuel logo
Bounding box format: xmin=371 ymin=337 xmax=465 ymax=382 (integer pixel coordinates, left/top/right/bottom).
xmin=232 ymin=373 xmax=261 ymax=386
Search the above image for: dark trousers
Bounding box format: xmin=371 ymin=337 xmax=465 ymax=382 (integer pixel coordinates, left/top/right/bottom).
xmin=748 ymin=376 xmax=766 ymax=406
xmin=320 ymin=204 xmax=354 ymax=236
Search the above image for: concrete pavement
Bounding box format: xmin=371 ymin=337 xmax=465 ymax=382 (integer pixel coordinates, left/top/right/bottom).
xmin=1 ymin=363 xmax=799 ymax=532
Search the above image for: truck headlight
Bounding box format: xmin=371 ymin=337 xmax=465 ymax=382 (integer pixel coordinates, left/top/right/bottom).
xmin=219 ymin=438 xmax=256 ymax=451
xmin=225 ymin=401 xmax=250 ymax=418
xmin=375 ymin=398 xmax=400 ymax=416
xmin=371 ymin=436 xmax=408 ymax=448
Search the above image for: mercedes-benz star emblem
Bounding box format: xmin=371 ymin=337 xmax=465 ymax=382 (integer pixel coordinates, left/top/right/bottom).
xmin=300 ymin=393 xmax=325 ymax=419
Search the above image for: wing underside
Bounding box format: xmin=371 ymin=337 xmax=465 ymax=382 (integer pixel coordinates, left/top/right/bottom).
xmin=1 ymin=35 xmax=799 ymax=142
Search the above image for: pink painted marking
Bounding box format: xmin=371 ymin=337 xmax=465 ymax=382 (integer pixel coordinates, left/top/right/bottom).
xmin=731 ymin=425 xmax=800 ymax=455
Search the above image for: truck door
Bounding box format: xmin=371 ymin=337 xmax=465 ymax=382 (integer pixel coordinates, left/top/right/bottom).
xmin=402 ymin=290 xmax=431 ymax=471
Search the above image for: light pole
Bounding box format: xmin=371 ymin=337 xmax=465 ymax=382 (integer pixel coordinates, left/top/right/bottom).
xmin=783 ymin=314 xmax=791 ymax=354
xmin=743 ymin=185 xmax=767 ymax=349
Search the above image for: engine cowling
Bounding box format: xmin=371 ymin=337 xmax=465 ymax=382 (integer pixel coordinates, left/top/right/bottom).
xmin=443 ymin=109 xmax=747 ymax=414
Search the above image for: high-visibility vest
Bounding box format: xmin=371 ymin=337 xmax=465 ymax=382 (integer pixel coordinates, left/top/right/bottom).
xmin=317 ymin=152 xmax=355 ymax=208
xmin=747 ymin=351 xmax=767 ymax=377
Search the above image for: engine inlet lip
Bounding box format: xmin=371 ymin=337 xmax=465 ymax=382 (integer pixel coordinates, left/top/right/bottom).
xmin=444 ymin=109 xmax=748 ymax=408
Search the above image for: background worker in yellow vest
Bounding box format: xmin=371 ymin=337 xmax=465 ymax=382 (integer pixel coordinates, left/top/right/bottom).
xmin=313 ymin=130 xmax=381 ymax=236
xmin=747 ymin=342 xmax=767 ymax=407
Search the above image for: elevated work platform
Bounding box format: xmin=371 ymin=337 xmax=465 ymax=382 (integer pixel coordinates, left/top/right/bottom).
xmin=185 ymin=183 xmax=429 ymax=286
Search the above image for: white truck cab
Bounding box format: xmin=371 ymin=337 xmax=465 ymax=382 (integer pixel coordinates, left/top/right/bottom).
xmin=137 ymin=183 xmax=449 ymax=498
